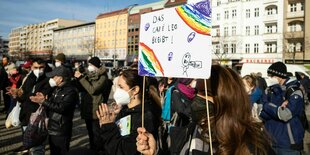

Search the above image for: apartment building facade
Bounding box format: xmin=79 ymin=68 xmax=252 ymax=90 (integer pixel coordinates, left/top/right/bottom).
xmin=212 ymin=0 xmax=284 ymax=67
xmin=9 ymin=18 xmax=84 ymax=59
xmin=283 ymin=0 xmax=310 ymax=64
xmin=96 ymin=9 xmax=130 ymax=67
xmin=0 ymin=36 xmax=9 ymax=57
xmin=53 ymin=22 xmax=95 ymax=61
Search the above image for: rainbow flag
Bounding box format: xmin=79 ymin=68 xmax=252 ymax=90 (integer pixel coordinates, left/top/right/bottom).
xmin=175 ymin=2 xmax=211 ymax=36
xmin=138 ymin=42 xmax=164 ymax=77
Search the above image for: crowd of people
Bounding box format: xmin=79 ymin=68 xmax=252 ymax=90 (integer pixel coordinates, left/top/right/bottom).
xmin=1 ymin=53 xmax=310 ymax=155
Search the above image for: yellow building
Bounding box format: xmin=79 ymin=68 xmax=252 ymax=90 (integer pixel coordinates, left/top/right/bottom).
xmin=96 ymin=9 xmax=129 ymax=67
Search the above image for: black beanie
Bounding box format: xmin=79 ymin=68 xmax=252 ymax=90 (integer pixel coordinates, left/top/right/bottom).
xmin=267 ymin=62 xmax=288 ymax=78
xmin=88 ymin=57 xmax=101 ymax=68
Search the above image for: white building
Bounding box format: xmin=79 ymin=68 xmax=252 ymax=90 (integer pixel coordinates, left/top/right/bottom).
xmin=53 ymin=22 xmax=95 ymax=60
xmin=211 ymin=0 xmax=284 ymax=67
xmin=9 ymin=18 xmax=85 ymax=59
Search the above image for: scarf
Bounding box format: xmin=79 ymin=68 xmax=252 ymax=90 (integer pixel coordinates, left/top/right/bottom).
xmin=177 ymin=83 xmax=195 ymax=100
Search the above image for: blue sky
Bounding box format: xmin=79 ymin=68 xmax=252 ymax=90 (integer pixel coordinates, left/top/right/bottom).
xmin=0 ymin=0 xmax=160 ymax=39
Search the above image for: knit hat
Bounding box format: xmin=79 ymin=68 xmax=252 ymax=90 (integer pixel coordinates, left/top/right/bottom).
xmin=88 ymin=57 xmax=101 ymax=68
xmin=46 ymin=66 xmax=71 ymax=78
xmin=267 ymin=62 xmax=288 ymax=78
xmin=55 ymin=53 xmax=66 ymax=63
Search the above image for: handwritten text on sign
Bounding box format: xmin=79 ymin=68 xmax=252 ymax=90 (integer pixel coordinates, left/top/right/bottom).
xmin=138 ymin=0 xmax=212 ymax=79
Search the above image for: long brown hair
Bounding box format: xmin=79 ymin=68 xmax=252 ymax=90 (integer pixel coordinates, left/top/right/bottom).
xmin=200 ymin=65 xmax=271 ymax=155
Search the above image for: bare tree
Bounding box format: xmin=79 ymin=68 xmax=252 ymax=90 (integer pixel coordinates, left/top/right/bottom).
xmin=81 ymin=39 xmax=95 ymax=57
xmin=212 ymin=36 xmax=242 ymax=65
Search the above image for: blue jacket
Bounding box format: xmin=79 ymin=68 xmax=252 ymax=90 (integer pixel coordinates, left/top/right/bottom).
xmin=260 ymin=78 xmax=304 ymax=150
xmin=249 ymin=87 xmax=263 ymax=105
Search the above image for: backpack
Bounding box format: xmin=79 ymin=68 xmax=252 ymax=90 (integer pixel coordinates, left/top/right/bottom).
xmin=285 ymin=85 xmax=309 ymax=130
xmin=23 ymin=106 xmax=48 ymax=148
xmin=159 ymin=86 xmax=193 ymax=154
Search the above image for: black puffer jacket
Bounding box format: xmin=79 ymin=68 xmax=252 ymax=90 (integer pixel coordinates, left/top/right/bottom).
xmin=42 ymin=82 xmax=78 ymax=136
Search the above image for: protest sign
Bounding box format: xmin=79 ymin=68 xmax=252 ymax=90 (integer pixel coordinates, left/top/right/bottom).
xmin=138 ymin=0 xmax=212 ymax=79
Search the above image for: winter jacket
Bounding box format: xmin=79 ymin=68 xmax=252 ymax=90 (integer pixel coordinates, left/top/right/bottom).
xmin=78 ymin=66 xmax=108 ymax=119
xmin=42 ymin=82 xmax=78 ymax=136
xmin=260 ymin=78 xmax=305 ymax=150
xmin=17 ymin=71 xmax=53 ymax=126
xmin=171 ymin=87 xmax=193 ymax=119
xmin=249 ymin=87 xmax=263 ymax=105
xmin=99 ymin=102 xmax=160 ymax=155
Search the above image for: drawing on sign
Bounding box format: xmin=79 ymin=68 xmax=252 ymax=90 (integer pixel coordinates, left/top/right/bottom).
xmin=145 ymin=23 xmax=150 ymax=31
xmin=138 ymin=0 xmax=212 ymax=78
xmin=176 ymin=0 xmax=211 ymax=35
xmin=182 ymin=52 xmax=202 ymax=77
xmin=168 ymin=52 xmax=173 ymax=61
xmin=187 ymin=32 xmax=196 ymax=43
xmin=138 ymin=42 xmax=164 ymax=77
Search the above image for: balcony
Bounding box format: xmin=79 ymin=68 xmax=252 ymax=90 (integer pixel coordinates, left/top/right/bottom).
xmin=284 ymin=31 xmax=304 ymax=39
xmin=263 ymin=33 xmax=278 ymax=41
xmin=286 ymin=11 xmax=304 ymax=19
xmin=264 ymin=14 xmax=278 ymax=23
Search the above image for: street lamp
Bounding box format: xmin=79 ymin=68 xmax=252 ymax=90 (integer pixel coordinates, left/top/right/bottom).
xmin=113 ymin=4 xmax=138 ymax=68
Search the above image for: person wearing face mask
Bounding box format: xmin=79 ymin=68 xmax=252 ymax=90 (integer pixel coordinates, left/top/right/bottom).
xmin=96 ymin=69 xmax=161 ymax=155
xmin=74 ymin=56 xmax=111 ymax=153
xmin=54 ymin=53 xmax=66 ymax=68
xmin=259 ymin=62 xmax=305 ymax=155
xmin=13 ymin=58 xmax=53 ymax=154
xmin=30 ymin=66 xmax=78 ymax=155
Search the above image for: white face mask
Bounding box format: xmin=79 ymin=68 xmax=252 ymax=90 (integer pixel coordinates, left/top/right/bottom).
xmin=49 ymin=78 xmax=57 ymax=87
xmin=266 ymin=77 xmax=279 ymax=87
xmin=88 ymin=66 xmax=96 ymax=72
xmin=113 ymin=88 xmax=132 ymax=105
xmin=190 ymin=80 xmax=197 ymax=88
xmin=33 ymin=69 xmax=44 ymax=78
xmin=55 ymin=62 xmax=62 ymax=67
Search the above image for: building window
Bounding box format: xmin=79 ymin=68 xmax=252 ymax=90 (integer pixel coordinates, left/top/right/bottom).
xmin=225 ymin=11 xmax=229 ymax=19
xmin=266 ymin=43 xmax=272 ymax=53
xmin=215 ymin=44 xmax=220 ymax=54
xmin=224 ymin=44 xmax=228 ymax=53
xmin=246 ymin=26 xmax=250 ymax=36
xmin=266 ymin=25 xmax=277 ymax=33
xmin=254 ymin=25 xmax=259 ymax=35
xmin=245 ymin=44 xmax=250 ymax=53
xmin=217 ymin=13 xmax=220 ymax=20
xmin=289 ymin=23 xmax=297 ymax=32
xmin=267 ymin=8 xmax=273 ymax=15
xmin=246 ymin=9 xmax=250 ymax=18
xmin=217 ymin=0 xmax=221 ymax=6
xmin=224 ymin=27 xmax=228 ymax=36
xmin=290 ymin=3 xmax=297 ymax=12
xmin=232 ymin=10 xmax=237 ymax=18
xmin=254 ymin=43 xmax=259 ymax=53
xmin=231 ymin=44 xmax=236 ymax=53
xmin=254 ymin=8 xmax=259 ymax=17
xmin=216 ymin=28 xmax=220 ymax=36
xmin=232 ymin=26 xmax=236 ymax=36
xmin=301 ymin=3 xmax=304 ymax=11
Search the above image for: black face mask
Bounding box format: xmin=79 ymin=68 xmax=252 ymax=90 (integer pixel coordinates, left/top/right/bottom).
xmin=191 ymin=97 xmax=214 ymax=123
xmin=11 ymin=73 xmax=18 ymax=77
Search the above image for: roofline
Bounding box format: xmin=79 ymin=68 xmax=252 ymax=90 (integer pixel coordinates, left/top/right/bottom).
xmin=53 ymin=22 xmax=95 ymax=31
